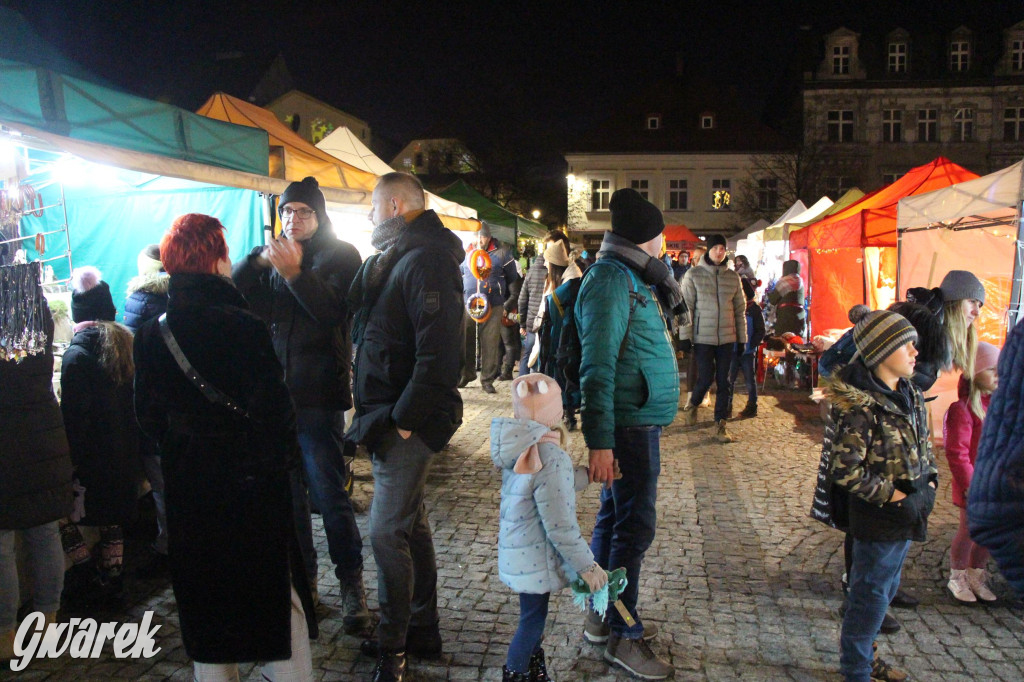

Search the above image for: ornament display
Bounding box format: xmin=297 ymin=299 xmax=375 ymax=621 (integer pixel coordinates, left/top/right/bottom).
xmin=0 ymin=261 xmax=48 ymax=362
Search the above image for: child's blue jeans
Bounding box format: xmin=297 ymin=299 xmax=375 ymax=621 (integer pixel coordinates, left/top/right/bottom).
xmin=507 ymin=592 xmax=550 ymax=673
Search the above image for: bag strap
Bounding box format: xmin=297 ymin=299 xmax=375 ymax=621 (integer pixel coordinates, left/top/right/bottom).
xmin=585 ymin=259 xmax=643 ymax=356
xmin=158 ymin=314 xmax=248 ymax=418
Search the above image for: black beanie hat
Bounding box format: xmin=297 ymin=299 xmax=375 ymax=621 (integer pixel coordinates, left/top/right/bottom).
xmin=609 ymin=188 xmax=664 ymax=245
xmin=279 ymin=176 xmax=331 ymax=229
xmin=706 ymin=234 xmax=727 ymax=250
xmin=70 ymin=267 xmax=116 ymax=323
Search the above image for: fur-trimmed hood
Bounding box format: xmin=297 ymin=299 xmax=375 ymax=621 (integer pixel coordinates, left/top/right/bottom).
xmin=126 ymin=271 xmax=170 ymax=296
xmin=821 ymin=361 xmax=914 ymax=418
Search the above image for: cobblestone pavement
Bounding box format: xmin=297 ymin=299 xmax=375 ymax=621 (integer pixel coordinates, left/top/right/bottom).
xmin=5 ymin=384 xmax=1023 ymax=681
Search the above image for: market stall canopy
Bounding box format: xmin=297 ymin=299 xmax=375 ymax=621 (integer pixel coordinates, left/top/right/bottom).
xmin=197 ymin=93 xmax=377 ymax=193
xmin=0 ymin=59 xmax=268 ymax=175
xmin=438 ymin=179 xmax=548 ymax=243
xmin=316 ymin=126 xmax=479 ymax=231
xmin=791 ymin=157 xmax=978 ymax=250
xmin=897 ymin=159 xmax=1024 ymax=231
xmin=727 ymin=219 xmax=770 ymax=249
xmin=664 ymin=223 xmax=702 ymax=245
xmin=0 ymin=8 xmax=107 ymax=84
xmin=770 ymin=190 xmax=863 ymax=242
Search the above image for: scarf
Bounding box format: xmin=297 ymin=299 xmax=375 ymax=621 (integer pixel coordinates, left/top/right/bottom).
xmin=597 ymin=231 xmax=684 ymax=314
xmin=349 ymin=215 xmax=409 ymax=344
xmin=513 ymin=429 xmax=561 ymax=474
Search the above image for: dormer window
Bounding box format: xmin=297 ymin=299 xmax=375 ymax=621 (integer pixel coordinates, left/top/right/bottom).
xmin=833 ymin=45 xmax=850 ymax=74
xmin=700 ymin=114 xmax=715 ymax=129
xmin=888 ymin=42 xmax=907 ymax=73
xmin=1013 ymin=38 xmax=1024 ymax=72
xmin=646 ymin=115 xmax=661 ymax=130
xmin=950 ymin=40 xmax=970 ymax=72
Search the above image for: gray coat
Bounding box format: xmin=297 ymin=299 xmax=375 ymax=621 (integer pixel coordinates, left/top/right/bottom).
xmin=679 ymin=257 xmax=747 ymax=346
xmin=490 ymin=417 xmax=594 ymax=594
xmin=518 ymin=255 xmax=546 ymax=333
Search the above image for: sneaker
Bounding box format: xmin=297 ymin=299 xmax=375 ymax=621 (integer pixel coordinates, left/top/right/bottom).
xmin=340 ymin=572 xmax=372 ymax=634
xmin=603 ymin=633 xmax=673 ymax=680
xmin=681 ymin=404 xmax=698 ymax=426
xmin=965 ymin=568 xmax=998 ymax=602
xmin=482 ymin=382 xmax=497 ymax=394
xmin=738 ymin=404 xmax=757 ymax=419
xmin=584 ymin=610 xmax=659 ymax=644
xmin=890 ymin=588 xmax=919 ymax=609
xmin=715 ymin=420 xmax=735 ymax=443
xmin=870 ymin=653 xmax=910 ymax=681
xmin=948 ymin=569 xmax=977 ymax=603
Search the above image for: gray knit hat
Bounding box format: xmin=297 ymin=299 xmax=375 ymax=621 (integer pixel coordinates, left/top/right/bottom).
xmin=852 ymin=310 xmax=918 ymax=369
xmin=939 ymin=270 xmax=985 ymax=305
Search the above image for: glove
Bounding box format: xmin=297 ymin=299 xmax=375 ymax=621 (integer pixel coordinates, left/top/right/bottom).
xmin=579 ymin=563 xmax=609 ymax=593
xmin=679 ymin=339 xmax=692 ymax=353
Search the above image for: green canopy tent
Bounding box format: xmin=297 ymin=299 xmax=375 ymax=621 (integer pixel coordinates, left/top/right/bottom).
xmin=438 ymin=179 xmax=548 ymax=247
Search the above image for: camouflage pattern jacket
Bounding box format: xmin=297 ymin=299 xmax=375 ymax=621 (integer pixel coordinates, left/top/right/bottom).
xmin=810 ymin=361 xmax=938 ymax=542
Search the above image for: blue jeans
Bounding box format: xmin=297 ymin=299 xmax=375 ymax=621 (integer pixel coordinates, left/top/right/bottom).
xmin=840 ymin=539 xmax=911 ymax=681
xmin=690 ymin=343 xmax=735 ymax=422
xmin=728 ymin=352 xmax=757 ymax=410
xmin=519 ymin=332 xmax=535 ymax=376
xmin=293 ymin=408 xmax=363 ymax=585
xmin=369 ymin=429 xmax=439 ymax=650
xmin=0 ymin=523 xmax=64 ymax=630
xmin=507 ymin=592 xmax=550 ymax=673
xmin=589 ymin=425 xmax=661 ymax=638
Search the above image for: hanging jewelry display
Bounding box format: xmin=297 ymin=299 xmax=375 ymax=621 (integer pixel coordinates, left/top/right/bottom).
xmin=0 ymin=261 xmax=47 ymax=362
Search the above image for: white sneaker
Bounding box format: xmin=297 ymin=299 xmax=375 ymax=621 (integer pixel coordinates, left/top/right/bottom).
xmin=948 ymin=569 xmax=977 ymax=603
xmin=966 ymin=568 xmax=998 ymax=602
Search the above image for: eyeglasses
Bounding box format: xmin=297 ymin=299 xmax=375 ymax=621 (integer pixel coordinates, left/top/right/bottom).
xmin=282 ymin=207 xmax=315 ymax=219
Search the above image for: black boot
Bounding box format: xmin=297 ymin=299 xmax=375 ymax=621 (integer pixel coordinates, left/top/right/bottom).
xmin=372 ymin=649 xmax=406 ymax=682
xmin=529 ymin=647 xmax=551 ymax=681
xmin=502 ymin=665 xmax=531 ymax=681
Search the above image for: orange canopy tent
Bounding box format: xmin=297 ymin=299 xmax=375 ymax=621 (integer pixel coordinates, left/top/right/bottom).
xmin=789 ymin=157 xmax=978 ymax=335
xmin=663 ymin=224 xmax=701 ymax=251
xmin=197 ymin=93 xmax=377 ymax=193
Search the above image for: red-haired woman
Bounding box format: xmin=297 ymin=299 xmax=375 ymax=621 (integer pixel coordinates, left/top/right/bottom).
xmin=133 ymin=214 xmax=316 ymax=680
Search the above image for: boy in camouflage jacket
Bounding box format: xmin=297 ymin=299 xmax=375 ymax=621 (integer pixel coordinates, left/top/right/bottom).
xmin=822 ymin=310 xmax=937 ymax=682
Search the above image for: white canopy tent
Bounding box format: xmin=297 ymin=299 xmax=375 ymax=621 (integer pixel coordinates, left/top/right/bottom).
xmin=896 ymin=159 xmax=1024 ymax=439
xmin=728 ymin=218 xmax=768 ymax=252
xmin=316 ymin=127 xmax=478 ymax=222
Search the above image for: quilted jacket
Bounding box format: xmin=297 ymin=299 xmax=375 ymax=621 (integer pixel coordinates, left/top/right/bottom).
xmin=679 ymin=255 xmax=747 ymax=346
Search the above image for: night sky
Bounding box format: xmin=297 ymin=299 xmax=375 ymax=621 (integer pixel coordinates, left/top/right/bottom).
xmin=5 ymin=0 xmax=1021 ymax=214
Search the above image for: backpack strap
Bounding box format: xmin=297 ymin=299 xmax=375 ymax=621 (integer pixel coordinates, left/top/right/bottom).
xmin=158 ymin=314 xmax=249 ymax=418
xmin=585 ymin=259 xmax=644 ymax=354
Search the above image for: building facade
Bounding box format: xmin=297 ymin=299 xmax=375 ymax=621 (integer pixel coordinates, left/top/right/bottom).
xmin=265 ymin=90 xmax=373 ymax=150
xmin=804 ymin=21 xmax=1024 ymax=192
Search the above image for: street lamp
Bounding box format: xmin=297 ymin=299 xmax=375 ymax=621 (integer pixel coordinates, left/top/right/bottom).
xmin=532 ymin=209 xmax=541 ymax=220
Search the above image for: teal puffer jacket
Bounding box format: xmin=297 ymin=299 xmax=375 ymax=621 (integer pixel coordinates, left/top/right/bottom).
xmin=576 ymin=257 xmax=679 ymax=450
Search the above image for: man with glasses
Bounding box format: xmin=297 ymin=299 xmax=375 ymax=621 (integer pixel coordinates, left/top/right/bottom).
xmin=233 ymin=176 xmax=369 ymax=634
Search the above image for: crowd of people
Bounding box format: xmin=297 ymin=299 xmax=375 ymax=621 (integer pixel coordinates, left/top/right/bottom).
xmin=1 ymin=176 xmax=1022 ymax=682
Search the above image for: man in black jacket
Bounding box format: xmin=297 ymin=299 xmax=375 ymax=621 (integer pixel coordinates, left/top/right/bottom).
xmin=232 ymin=176 xmax=369 ymax=632
xmin=348 ymin=172 xmax=464 ymax=682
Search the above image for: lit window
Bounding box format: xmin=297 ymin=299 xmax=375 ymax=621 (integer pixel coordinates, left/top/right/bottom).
xmin=832 ymin=45 xmax=850 ymax=74
xmin=591 ymin=179 xmax=611 ymax=211
xmin=917 ymin=109 xmax=937 ymax=142
xmin=757 ymin=178 xmax=778 ymax=211
xmin=827 ymin=110 xmax=854 ymax=142
xmin=950 ymin=41 xmax=970 ymax=72
xmin=668 ymin=179 xmax=688 ymax=210
xmin=630 ymin=179 xmax=650 ymax=200
xmin=888 ymin=43 xmax=907 ymax=73
xmin=701 ymin=115 xmax=714 ymax=129
xmin=1014 ymin=39 xmax=1024 ymax=72
xmin=647 ymin=115 xmax=661 ymax=130
xmin=711 ymin=179 xmax=731 ymax=210
xmin=882 ymin=110 xmax=902 ymax=142
xmin=1005 ymin=107 xmax=1024 ymax=142
xmin=953 ymin=108 xmax=974 ymax=141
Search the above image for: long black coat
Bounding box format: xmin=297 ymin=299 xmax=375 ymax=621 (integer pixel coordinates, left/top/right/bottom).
xmin=61 ymin=324 xmax=141 ymax=526
xmin=133 ymin=273 xmax=316 ymax=663
xmin=232 ymin=226 xmax=361 ymax=411
xmin=348 ymin=210 xmax=465 ymax=453
xmin=0 ymin=308 xmax=74 ymax=530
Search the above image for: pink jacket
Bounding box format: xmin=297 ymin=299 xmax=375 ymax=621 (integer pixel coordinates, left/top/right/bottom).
xmin=942 ymin=376 xmax=991 ymax=508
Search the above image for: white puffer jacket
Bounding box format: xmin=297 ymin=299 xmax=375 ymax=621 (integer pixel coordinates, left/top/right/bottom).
xmin=679 ymin=256 xmax=747 ymax=346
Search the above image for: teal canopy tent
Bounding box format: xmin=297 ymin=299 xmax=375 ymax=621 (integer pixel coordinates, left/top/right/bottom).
xmin=438 ymin=179 xmax=548 ymax=246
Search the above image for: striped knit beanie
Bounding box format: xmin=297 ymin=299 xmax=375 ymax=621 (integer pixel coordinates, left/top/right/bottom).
xmin=851 ymin=309 xmax=918 ymax=369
